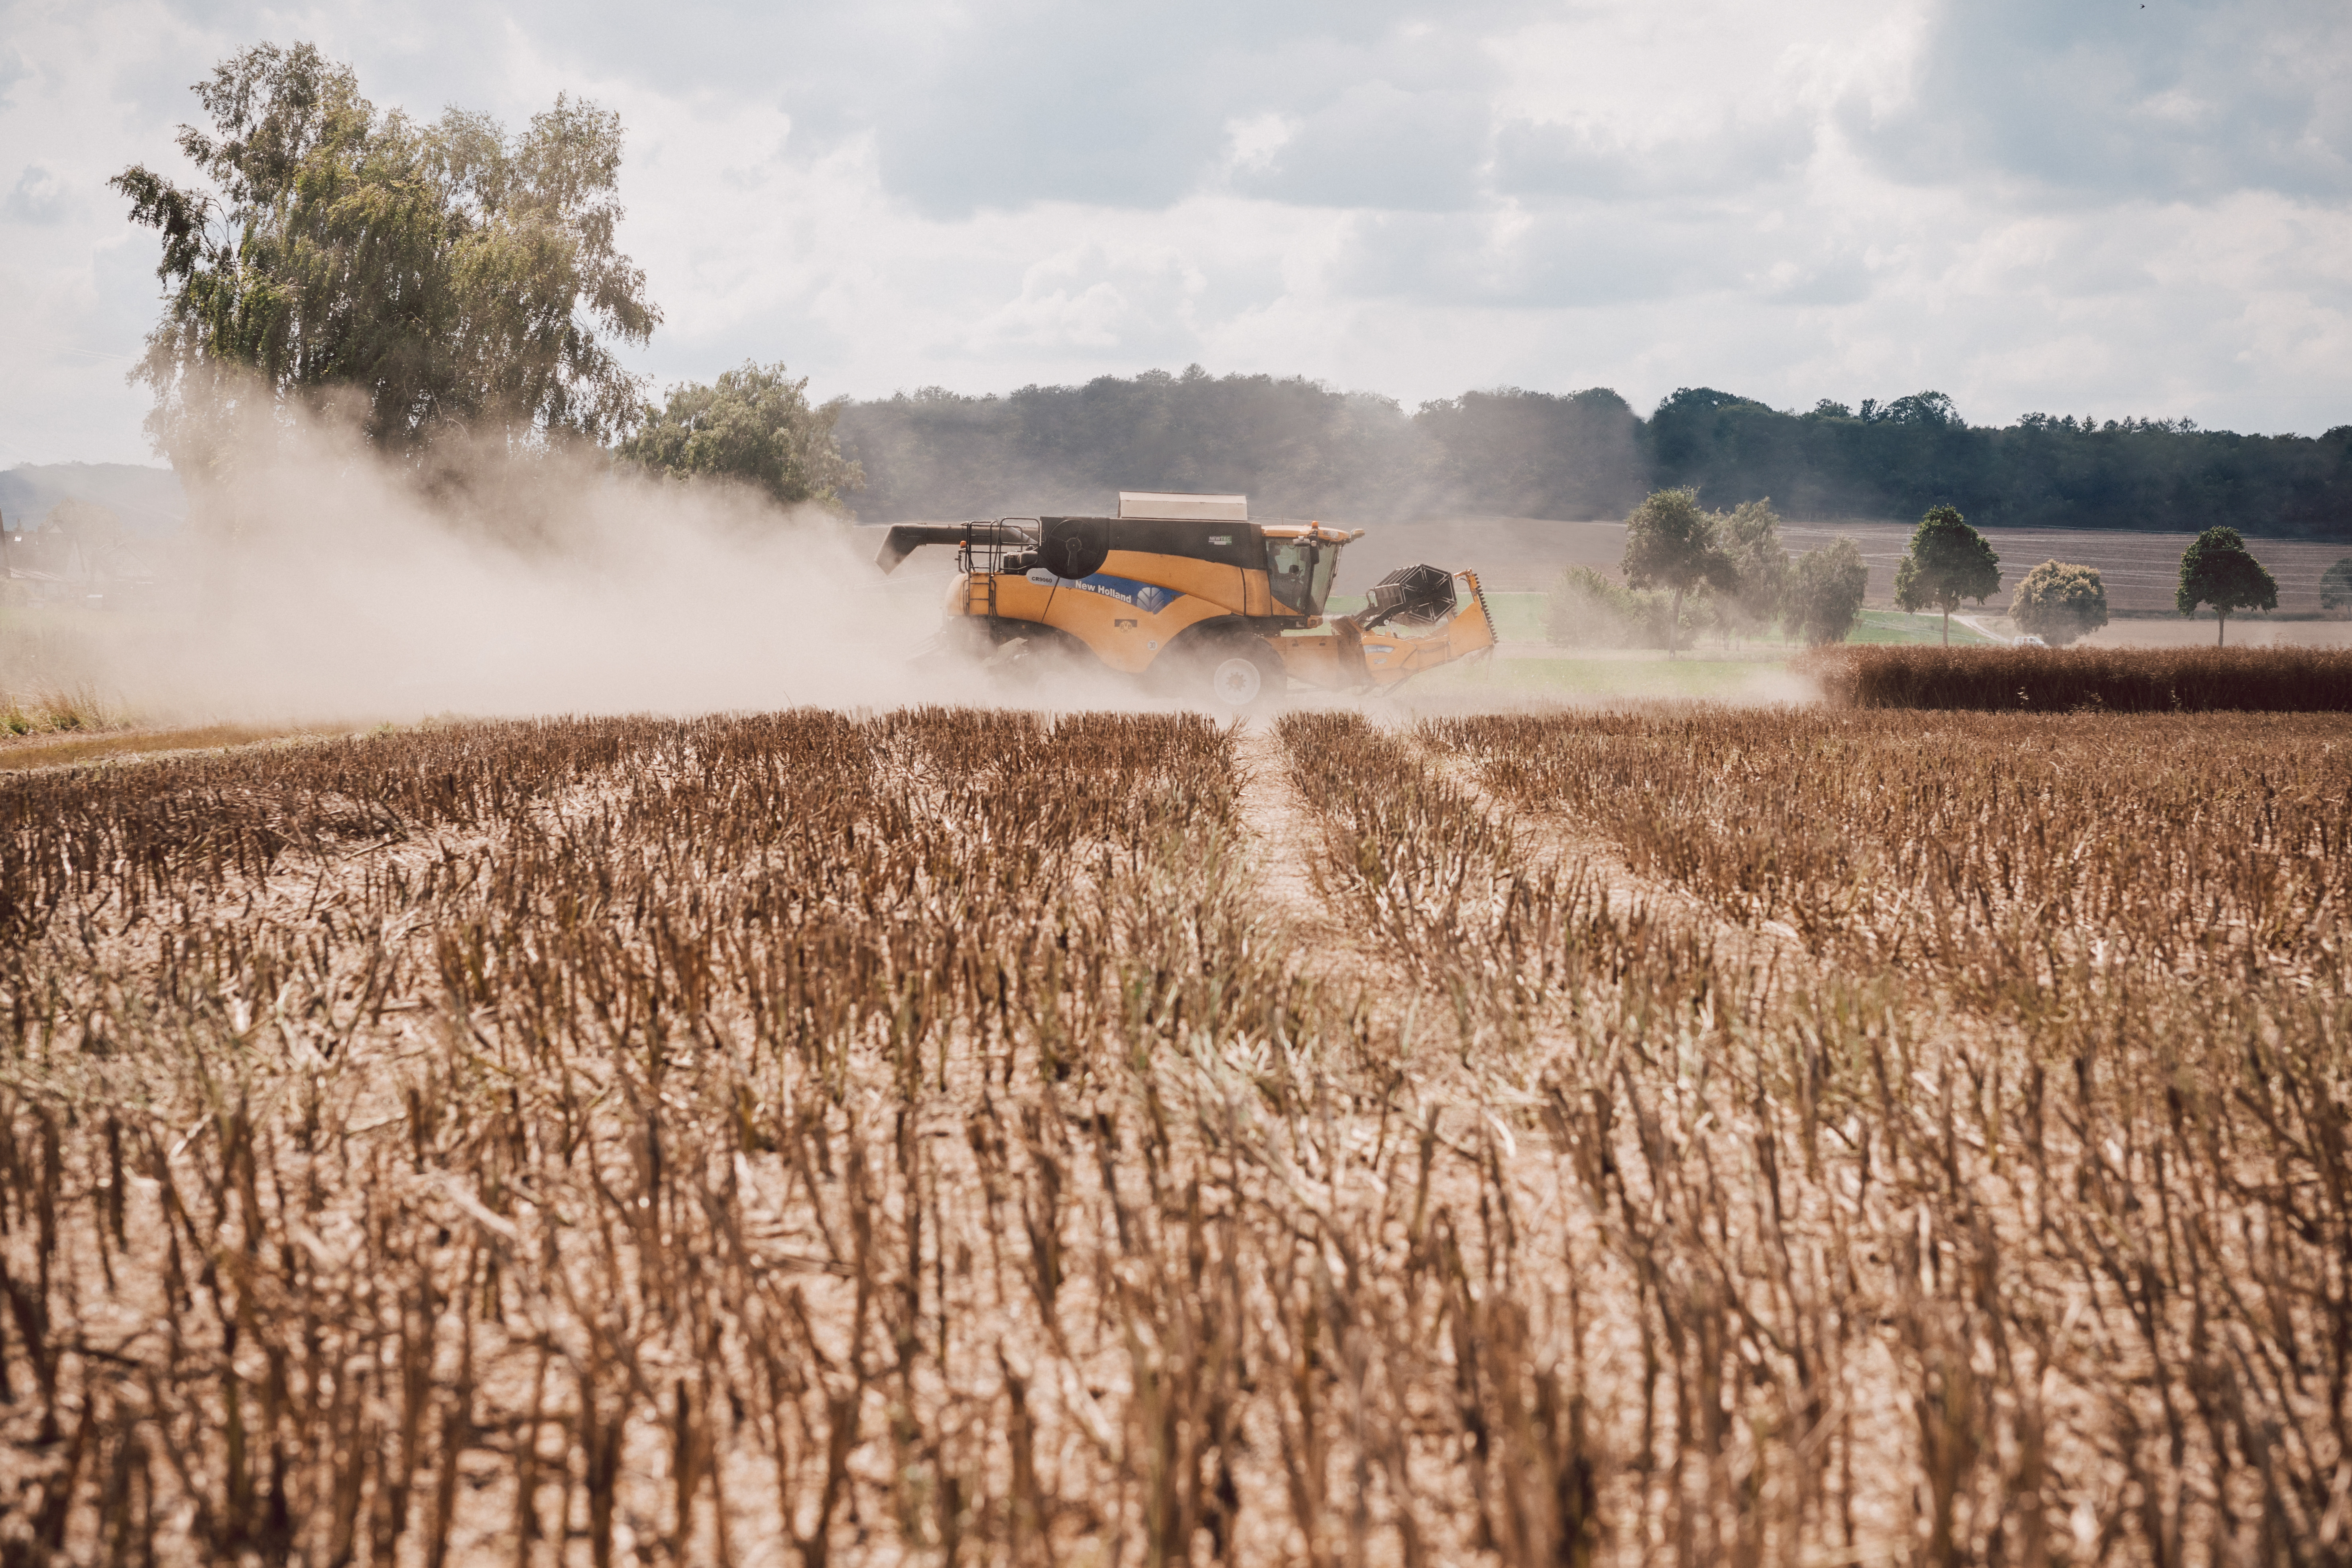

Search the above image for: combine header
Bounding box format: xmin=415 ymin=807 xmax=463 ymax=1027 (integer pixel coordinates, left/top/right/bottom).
xmin=873 ymin=492 xmax=1495 ymax=708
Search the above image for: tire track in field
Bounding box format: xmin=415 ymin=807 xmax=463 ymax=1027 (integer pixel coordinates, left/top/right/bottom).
xmin=1412 ymin=734 xmax=1823 ymax=1005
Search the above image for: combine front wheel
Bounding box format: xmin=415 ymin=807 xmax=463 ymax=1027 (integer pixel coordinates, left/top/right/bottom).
xmin=1204 ymin=639 xmax=1284 ymax=712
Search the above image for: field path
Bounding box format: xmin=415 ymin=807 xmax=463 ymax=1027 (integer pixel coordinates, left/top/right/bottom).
xmin=1231 ymin=724 xmax=1335 ymax=938
xmin=1231 ymin=721 xmax=1434 ymax=1017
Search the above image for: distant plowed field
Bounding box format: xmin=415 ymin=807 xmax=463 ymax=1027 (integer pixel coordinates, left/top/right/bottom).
xmin=2 ymin=708 xmax=2346 ymax=1566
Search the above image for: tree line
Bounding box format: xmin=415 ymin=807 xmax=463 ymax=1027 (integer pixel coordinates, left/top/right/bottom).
xmin=837 ymin=377 xmax=2352 ymax=535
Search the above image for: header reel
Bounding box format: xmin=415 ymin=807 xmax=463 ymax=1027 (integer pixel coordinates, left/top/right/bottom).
xmin=1353 ymin=564 xmax=1458 ymax=631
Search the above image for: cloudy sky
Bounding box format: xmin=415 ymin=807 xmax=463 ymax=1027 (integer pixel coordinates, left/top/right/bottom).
xmin=3 ymin=0 xmax=2348 ymax=466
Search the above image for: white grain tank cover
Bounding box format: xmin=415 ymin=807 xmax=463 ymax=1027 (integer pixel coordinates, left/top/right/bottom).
xmin=1117 ymin=492 xmax=1248 ymax=521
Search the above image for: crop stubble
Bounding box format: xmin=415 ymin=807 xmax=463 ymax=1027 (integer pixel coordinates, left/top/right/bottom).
xmin=0 ymin=703 xmax=2346 ymax=1567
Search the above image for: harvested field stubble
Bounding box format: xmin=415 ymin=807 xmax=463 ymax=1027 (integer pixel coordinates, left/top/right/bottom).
xmin=1430 ymin=706 xmax=2352 ymax=1567
xmin=1799 ymin=643 xmax=2352 ymax=710
xmin=0 ymin=703 xmax=2345 ymax=1567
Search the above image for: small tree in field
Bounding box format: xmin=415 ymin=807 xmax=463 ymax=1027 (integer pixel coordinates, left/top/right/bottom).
xmin=2010 ymin=560 xmax=2110 ymax=645
xmin=1545 ymin=566 xmax=1675 ymax=648
xmin=1622 ymin=488 xmax=1739 ymax=656
xmin=1893 ymin=505 xmax=2000 ymax=645
xmin=2177 ymin=526 xmax=2277 ymax=645
xmin=2320 ymin=557 xmax=2352 ymax=617
xmin=1716 ymin=498 xmax=1790 ymax=644
xmin=1790 ymin=537 xmax=1868 ymax=645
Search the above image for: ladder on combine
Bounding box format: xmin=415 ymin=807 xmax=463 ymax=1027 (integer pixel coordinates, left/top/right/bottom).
xmin=962 ymin=559 xmax=997 ymax=619
xmin=957 ymin=519 xmax=1038 ymax=623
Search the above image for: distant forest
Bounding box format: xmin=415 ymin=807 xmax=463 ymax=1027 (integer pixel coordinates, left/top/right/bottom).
xmin=835 ymin=369 xmax=2352 ymax=535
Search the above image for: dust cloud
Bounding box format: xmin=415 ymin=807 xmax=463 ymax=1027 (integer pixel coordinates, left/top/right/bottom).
xmin=57 ymin=406 xmax=1030 ymax=726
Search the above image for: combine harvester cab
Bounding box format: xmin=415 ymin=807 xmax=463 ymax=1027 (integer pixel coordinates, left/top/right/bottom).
xmin=873 ymin=492 xmax=1495 ymax=709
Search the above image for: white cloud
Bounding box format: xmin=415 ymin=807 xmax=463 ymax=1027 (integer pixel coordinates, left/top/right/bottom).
xmin=5 ymin=165 xmax=69 ymax=222
xmin=1848 ymin=0 xmax=2352 ymax=203
xmin=0 ymin=0 xmax=2347 ymax=468
xmin=959 ymin=242 xmax=1207 ymax=357
xmin=1222 ymin=112 xmax=1298 ymax=175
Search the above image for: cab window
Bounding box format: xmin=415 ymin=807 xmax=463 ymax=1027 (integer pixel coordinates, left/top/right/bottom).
xmin=1269 ymin=541 xmax=1333 ymax=614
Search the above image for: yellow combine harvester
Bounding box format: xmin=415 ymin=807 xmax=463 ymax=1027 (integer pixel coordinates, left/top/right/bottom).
xmin=873 ymin=491 xmax=1496 ymax=707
